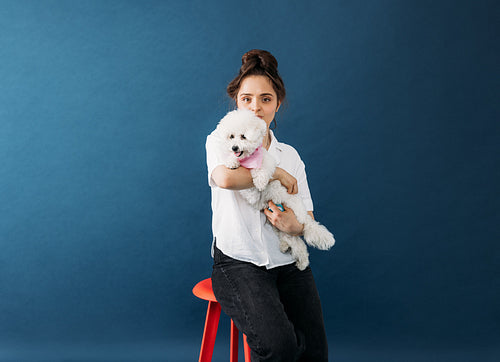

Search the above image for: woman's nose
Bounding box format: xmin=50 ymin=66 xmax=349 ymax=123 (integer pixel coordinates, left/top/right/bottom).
xmin=250 ymin=99 xmax=260 ymax=111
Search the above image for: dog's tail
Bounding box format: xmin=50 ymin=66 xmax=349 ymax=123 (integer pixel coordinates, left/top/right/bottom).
xmin=303 ymin=218 xmax=335 ymax=250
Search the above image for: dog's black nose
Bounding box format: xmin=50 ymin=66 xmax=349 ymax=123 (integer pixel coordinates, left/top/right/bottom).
xmin=232 ymin=145 xmax=239 ymax=152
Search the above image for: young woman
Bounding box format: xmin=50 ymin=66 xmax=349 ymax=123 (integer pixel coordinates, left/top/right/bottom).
xmin=206 ymin=49 xmax=328 ymax=361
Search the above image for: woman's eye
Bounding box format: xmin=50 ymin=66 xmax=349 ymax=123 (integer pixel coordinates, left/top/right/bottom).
xmin=263 ymin=97 xmax=271 ymax=102
xmin=240 ymin=135 xmax=246 ymax=140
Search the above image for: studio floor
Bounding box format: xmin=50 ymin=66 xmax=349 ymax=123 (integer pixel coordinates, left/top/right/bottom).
xmin=1 ymin=339 xmax=498 ymax=362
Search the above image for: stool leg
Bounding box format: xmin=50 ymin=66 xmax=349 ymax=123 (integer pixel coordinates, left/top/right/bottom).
xmin=243 ymin=334 xmax=251 ymax=362
xmin=199 ymin=301 xmax=221 ymax=362
xmin=230 ymin=320 xmax=239 ymax=362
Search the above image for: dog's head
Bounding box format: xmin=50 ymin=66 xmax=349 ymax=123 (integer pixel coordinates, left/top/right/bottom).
xmin=216 ymin=109 xmax=267 ymax=159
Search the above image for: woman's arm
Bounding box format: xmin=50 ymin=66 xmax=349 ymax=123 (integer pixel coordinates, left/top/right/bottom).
xmin=211 ymin=165 xmax=254 ymax=190
xmin=211 ymin=165 xmax=298 ymax=194
xmin=271 ymin=167 xmax=298 ymax=194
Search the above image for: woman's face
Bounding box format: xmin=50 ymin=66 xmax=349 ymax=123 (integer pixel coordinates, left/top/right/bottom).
xmin=236 ymin=75 xmax=281 ymax=128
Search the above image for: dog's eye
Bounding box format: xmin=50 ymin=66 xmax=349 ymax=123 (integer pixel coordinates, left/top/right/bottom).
xmin=240 ymin=135 xmax=246 ymax=140
xmin=229 ymin=134 xmax=234 ymax=139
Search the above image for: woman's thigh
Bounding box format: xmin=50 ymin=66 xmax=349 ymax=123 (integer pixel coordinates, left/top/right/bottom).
xmin=211 ymin=247 xmax=304 ymax=361
xmin=277 ymin=265 xmax=328 ymax=361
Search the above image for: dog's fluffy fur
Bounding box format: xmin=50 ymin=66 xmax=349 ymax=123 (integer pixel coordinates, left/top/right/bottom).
xmin=215 ymin=109 xmax=335 ymax=270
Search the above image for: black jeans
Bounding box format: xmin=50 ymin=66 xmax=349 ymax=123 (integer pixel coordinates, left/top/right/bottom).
xmin=212 ymin=245 xmax=328 ymax=362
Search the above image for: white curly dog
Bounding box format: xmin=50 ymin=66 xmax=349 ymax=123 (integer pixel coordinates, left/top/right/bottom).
xmin=215 ymin=109 xmax=335 ymax=270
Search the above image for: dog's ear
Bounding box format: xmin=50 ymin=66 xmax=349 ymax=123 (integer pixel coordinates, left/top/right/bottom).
xmin=216 ymin=111 xmax=235 ymax=135
xmin=246 ymin=120 xmax=267 ymax=142
xmin=215 ymin=119 xmax=229 ymax=138
xmin=245 ymin=126 xmax=261 ymax=143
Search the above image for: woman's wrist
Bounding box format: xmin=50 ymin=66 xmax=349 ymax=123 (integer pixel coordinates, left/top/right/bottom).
xmin=271 ymin=167 xmax=282 ymax=182
xmin=288 ymin=222 xmax=305 ymax=236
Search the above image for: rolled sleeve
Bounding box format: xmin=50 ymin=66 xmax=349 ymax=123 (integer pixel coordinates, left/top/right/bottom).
xmin=206 ymin=132 xmax=225 ymax=188
xmin=296 ymin=159 xmax=314 ymax=212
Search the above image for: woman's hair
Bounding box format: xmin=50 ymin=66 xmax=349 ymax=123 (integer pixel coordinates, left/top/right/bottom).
xmin=227 ymin=49 xmax=286 ymax=103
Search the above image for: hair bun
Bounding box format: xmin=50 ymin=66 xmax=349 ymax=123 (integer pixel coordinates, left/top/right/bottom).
xmin=241 ymin=49 xmax=278 ymax=71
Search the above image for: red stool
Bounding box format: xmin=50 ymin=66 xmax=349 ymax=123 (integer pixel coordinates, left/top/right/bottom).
xmin=193 ymin=278 xmax=251 ymax=362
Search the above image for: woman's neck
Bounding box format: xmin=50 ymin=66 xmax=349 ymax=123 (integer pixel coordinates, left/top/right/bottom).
xmin=263 ymin=130 xmax=271 ymax=150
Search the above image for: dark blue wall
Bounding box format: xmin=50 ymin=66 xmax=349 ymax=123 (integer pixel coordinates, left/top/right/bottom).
xmin=1 ymin=1 xmax=498 ymax=361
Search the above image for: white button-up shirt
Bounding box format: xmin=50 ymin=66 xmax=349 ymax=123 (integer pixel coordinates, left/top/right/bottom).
xmin=206 ymin=128 xmax=314 ymax=269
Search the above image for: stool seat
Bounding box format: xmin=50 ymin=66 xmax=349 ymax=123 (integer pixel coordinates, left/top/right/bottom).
xmin=193 ymin=278 xmax=217 ymax=302
xmin=193 ymin=278 xmax=251 ymax=362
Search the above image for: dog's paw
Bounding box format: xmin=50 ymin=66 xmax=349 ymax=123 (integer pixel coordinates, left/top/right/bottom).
xmin=296 ymin=257 xmax=309 ymax=271
xmin=225 ymin=158 xmax=240 ymax=170
xmin=279 ymin=240 xmax=291 ymax=253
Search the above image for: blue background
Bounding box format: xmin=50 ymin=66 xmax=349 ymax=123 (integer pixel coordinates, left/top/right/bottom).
xmin=1 ymin=0 xmax=498 ymax=361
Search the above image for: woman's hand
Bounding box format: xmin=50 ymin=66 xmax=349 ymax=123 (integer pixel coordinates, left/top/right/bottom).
xmin=263 ymin=201 xmax=304 ymax=236
xmin=272 ymin=167 xmax=298 ymax=194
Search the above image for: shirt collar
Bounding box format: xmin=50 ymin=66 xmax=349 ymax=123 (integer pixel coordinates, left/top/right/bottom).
xmin=267 ymin=130 xmax=283 ymax=165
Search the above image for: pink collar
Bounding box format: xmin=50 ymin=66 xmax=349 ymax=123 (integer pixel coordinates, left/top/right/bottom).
xmin=239 ymin=146 xmax=264 ymax=169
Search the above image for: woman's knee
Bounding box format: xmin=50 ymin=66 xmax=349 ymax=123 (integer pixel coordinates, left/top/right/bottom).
xmin=251 ymin=327 xmax=304 ymax=361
